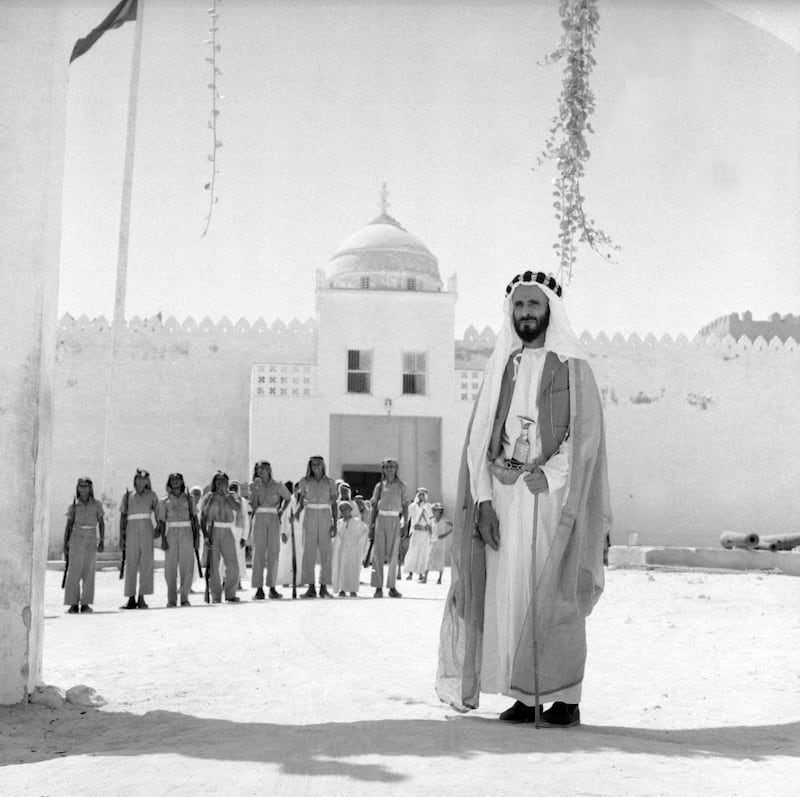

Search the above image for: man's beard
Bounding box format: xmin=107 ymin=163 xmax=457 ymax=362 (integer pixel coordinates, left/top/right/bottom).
xmin=514 ymin=306 xmax=550 ymax=343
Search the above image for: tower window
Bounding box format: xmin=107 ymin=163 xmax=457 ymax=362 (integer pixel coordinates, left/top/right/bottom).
xmin=406 ymin=277 xmax=417 ymax=291
xmin=402 ymin=352 xmax=426 ymax=395
xmin=347 ymin=349 xmax=372 ymax=393
xmin=360 ymin=276 xmax=370 ymax=289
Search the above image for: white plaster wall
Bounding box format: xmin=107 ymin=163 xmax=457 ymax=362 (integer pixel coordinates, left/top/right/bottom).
xmin=587 ymin=339 xmax=800 ymax=546
xmin=250 ymin=394 xmax=328 ymax=485
xmin=315 ymin=287 xmax=457 ymax=416
xmin=51 ymin=317 xmax=316 ymax=551
xmin=0 ymin=4 xmax=67 ymax=703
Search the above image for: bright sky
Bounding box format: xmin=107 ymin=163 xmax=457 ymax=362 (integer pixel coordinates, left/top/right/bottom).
xmin=58 ymin=0 xmax=800 ymax=337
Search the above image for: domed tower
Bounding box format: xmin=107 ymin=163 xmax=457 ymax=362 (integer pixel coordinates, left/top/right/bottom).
xmin=326 ymin=184 xmax=443 ymax=292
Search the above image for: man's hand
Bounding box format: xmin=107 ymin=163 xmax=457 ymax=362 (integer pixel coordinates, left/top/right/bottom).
xmin=239 ymin=537 xmax=246 ymax=548
xmin=161 ymin=537 xmax=169 ymax=551
xmin=281 ymin=533 xmax=288 ymax=544
xmin=523 ymin=467 xmax=548 ymax=495
xmin=475 ymin=501 xmax=500 ymax=550
xmin=96 ymin=540 xmax=104 ymax=553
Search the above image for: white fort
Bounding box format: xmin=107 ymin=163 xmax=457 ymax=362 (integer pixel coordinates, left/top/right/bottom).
xmin=50 ymin=193 xmax=800 ymax=559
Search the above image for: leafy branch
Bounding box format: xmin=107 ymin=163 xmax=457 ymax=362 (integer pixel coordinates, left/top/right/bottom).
xmin=202 ymin=0 xmax=223 ymax=237
xmin=537 ymin=0 xmax=618 ymax=284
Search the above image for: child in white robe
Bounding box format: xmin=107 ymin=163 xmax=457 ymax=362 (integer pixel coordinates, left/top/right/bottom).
xmin=332 ymin=502 xmax=367 ymax=596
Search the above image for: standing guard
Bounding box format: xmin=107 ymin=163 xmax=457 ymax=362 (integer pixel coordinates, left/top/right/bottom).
xmin=157 ymin=473 xmax=198 ymax=607
xmin=249 ymin=461 xmax=291 ymax=600
xmin=63 ymin=477 xmax=105 ymax=614
xmin=368 ymin=458 xmax=409 ymax=598
xmin=120 ymin=468 xmax=159 ymax=610
xmin=201 ymin=470 xmax=242 ymax=603
xmin=296 ymin=456 xmax=338 ymax=599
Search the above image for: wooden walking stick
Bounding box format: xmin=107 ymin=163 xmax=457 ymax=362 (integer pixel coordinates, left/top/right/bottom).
xmin=532 ymin=491 xmax=541 ymax=728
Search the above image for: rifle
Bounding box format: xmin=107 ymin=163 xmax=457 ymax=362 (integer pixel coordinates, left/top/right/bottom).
xmin=204 ymin=519 xmax=214 ymax=603
xmin=362 ymin=538 xmax=374 ymax=569
xmin=119 ymin=488 xmax=129 ymax=579
xmin=61 ymin=497 xmax=76 ymax=589
xmin=289 ymin=507 xmax=297 ymax=599
xmin=188 ymin=493 xmax=202 ymax=577
xmin=363 ymin=480 xmax=382 ymax=569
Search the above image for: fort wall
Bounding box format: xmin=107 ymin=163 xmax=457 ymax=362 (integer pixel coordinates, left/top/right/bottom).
xmin=50 ymin=314 xmax=800 ymax=555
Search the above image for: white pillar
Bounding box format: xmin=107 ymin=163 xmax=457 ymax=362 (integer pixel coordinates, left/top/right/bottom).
xmin=0 ymin=5 xmax=67 ymax=703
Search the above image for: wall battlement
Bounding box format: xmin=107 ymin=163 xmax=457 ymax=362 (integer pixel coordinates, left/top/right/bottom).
xmin=58 ymin=313 xmax=317 ymax=337
xmin=455 ymin=325 xmax=798 ymax=369
xmin=58 ymin=315 xmax=798 ymax=377
xmin=698 ymin=310 xmax=800 ymax=342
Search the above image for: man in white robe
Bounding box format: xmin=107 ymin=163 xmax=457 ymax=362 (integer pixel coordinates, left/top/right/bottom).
xmin=404 ymin=487 xmax=434 ymax=581
xmin=436 ymin=270 xmax=611 ymax=728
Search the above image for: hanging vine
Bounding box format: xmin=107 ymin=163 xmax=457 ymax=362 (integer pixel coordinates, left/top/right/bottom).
xmin=537 ymin=0 xmax=618 ymax=284
xmin=202 ymin=0 xmax=223 ymax=237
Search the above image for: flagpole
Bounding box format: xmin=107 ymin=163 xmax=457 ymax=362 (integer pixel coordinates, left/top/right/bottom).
xmin=102 ymin=0 xmax=144 ymax=536
xmin=113 ymin=0 xmax=144 ymax=328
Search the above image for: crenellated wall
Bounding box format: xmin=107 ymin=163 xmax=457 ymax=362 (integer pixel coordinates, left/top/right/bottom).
xmin=698 ymin=310 xmax=800 ymax=343
xmin=50 ymin=313 xmax=800 ymax=556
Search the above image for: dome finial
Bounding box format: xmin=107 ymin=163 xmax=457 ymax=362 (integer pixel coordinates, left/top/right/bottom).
xmin=380 ymin=182 xmax=389 ymax=216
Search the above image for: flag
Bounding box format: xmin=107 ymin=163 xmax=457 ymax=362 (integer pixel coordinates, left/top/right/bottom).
xmin=70 ymin=0 xmax=138 ymax=63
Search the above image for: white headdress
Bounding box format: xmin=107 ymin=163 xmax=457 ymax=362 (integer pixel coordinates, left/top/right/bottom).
xmin=467 ymin=271 xmax=585 ymax=496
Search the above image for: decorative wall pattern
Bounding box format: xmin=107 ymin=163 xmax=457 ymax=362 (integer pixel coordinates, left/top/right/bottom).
xmin=251 ymin=363 xmax=319 ymax=398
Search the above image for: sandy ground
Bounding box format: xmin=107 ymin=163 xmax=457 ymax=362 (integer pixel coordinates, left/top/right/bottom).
xmin=1 ymin=563 xmax=798 ymax=796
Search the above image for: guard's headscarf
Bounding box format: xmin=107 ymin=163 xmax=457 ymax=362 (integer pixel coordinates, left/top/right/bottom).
xmin=133 ymin=468 xmax=152 ymax=491
xmin=467 ymin=271 xmax=584 ymax=496
xmin=75 ymin=477 xmax=95 ymax=501
xmin=210 ymin=470 xmax=229 ymax=492
xmin=252 ymin=461 xmax=271 ymax=480
xmin=381 ymin=457 xmax=399 ymax=477
xmin=165 ymin=472 xmax=186 ymax=493
xmin=305 ymin=456 xmax=327 ymax=479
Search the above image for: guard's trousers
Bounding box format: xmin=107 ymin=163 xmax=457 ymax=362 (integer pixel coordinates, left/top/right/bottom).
xmin=371 ymin=515 xmax=401 ymax=590
xmin=64 ymin=528 xmax=97 ymax=606
xmin=301 ymin=508 xmax=333 ymax=585
xmin=165 ymin=526 xmax=194 ymax=604
xmin=124 ymin=523 xmax=155 ymax=596
xmin=208 ymin=527 xmax=239 ymax=601
xmin=251 ymin=512 xmax=281 ymax=588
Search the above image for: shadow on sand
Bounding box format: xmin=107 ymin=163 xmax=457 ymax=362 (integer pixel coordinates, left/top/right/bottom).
xmin=2 ymin=706 xmax=798 ymax=782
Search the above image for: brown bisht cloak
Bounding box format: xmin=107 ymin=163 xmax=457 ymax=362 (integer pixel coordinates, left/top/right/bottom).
xmin=436 ymin=355 xmax=611 ymax=711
